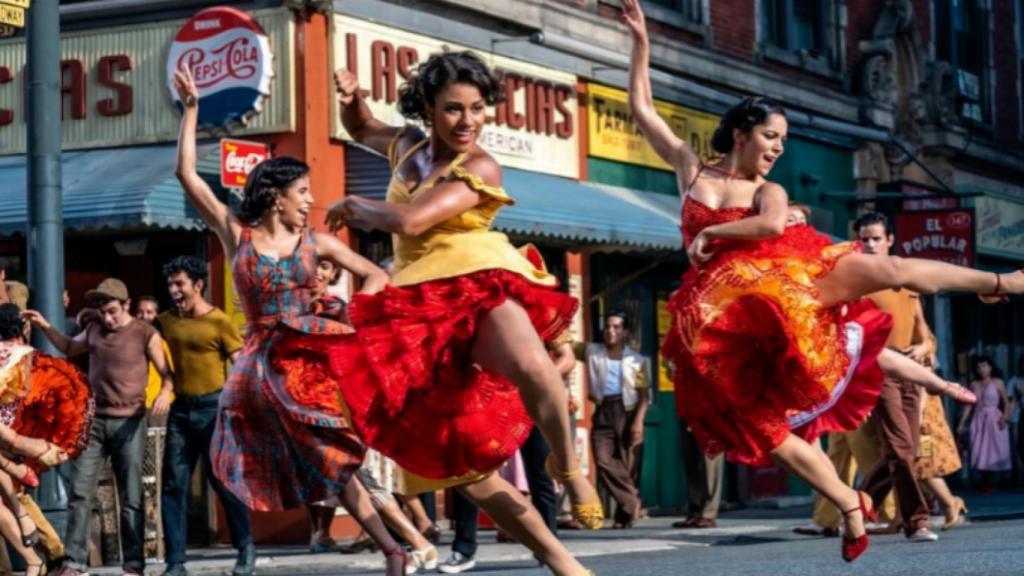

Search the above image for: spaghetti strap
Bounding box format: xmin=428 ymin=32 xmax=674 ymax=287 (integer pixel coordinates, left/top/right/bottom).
xmin=391 ymin=134 xmax=429 ymax=174
xmin=686 ymin=162 xmax=706 ymax=192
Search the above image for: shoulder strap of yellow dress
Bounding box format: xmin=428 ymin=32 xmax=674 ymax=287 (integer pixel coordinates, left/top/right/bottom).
xmin=448 ymin=157 xmax=515 ymax=205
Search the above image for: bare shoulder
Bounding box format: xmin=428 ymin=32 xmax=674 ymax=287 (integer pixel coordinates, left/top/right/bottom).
xmin=458 ymin=150 xmax=502 ymax=187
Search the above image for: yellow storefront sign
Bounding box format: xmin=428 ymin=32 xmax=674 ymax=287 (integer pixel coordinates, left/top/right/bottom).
xmin=0 ymin=5 xmax=24 ymax=28
xmin=588 ymin=83 xmax=719 ymax=171
xmin=0 ymin=0 xmax=30 ymax=9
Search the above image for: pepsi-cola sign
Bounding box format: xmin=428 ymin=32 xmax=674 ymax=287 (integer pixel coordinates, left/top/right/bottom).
xmin=167 ymin=7 xmax=273 ymax=128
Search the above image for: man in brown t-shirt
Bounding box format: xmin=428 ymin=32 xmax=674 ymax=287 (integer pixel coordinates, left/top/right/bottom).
xmin=853 ymin=213 xmax=940 ymax=543
xmin=24 ymin=278 xmax=173 ymax=576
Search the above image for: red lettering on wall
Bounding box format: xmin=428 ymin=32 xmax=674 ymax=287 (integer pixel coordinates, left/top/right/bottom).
xmin=503 ymin=73 xmax=524 ymax=129
xmin=97 ymin=55 xmax=133 ymax=116
xmin=534 ymin=80 xmax=553 ymax=136
xmin=61 ymin=59 xmax=87 ymax=120
xmin=0 ymin=66 xmax=11 ymax=126
xmin=523 ymin=77 xmax=536 ymax=133
xmin=370 ymin=40 xmax=397 ymax=103
xmin=397 ymin=46 xmax=418 ymax=81
xmin=554 ymin=86 xmax=573 ymax=139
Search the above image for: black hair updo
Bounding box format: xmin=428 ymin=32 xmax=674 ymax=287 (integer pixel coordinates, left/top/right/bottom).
xmin=237 ymin=156 xmax=310 ymax=223
xmin=398 ymin=51 xmax=504 ymax=123
xmin=710 ymin=96 xmax=787 ymax=154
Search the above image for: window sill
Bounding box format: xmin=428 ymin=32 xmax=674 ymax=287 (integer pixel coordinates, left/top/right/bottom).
xmin=598 ymin=0 xmax=707 ymax=37
xmin=759 ymin=43 xmax=841 ymax=80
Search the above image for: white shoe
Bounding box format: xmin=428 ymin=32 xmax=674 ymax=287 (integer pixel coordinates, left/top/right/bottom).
xmin=907 ymin=527 xmax=939 ymax=542
xmin=405 ymin=545 xmax=438 ymax=574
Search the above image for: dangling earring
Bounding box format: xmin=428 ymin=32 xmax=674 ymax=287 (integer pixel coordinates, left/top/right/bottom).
xmin=275 ymin=203 xmax=283 ymax=213
xmin=737 ymin=141 xmax=745 ymax=150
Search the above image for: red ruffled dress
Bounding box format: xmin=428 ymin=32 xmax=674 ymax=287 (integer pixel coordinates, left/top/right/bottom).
xmin=0 ymin=342 xmax=94 ymax=463
xmin=662 ymin=196 xmax=891 ymax=466
xmin=271 ymin=136 xmax=577 ymax=487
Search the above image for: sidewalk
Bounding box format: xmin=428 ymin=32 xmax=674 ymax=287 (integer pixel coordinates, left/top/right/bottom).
xmin=84 ymin=489 xmax=1024 ymax=575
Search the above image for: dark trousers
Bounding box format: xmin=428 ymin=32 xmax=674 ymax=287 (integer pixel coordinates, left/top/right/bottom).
xmin=591 ymin=397 xmax=641 ymax=523
xmin=680 ymin=419 xmax=723 ymax=520
xmin=65 ymin=414 xmax=148 ymax=571
xmin=162 ymin=392 xmax=252 ymax=564
xmin=450 ymin=426 xmax=556 ymax=558
xmin=860 ymin=377 xmax=929 ymax=535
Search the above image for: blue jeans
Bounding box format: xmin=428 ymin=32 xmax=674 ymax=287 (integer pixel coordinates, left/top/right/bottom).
xmin=162 ymin=392 xmax=252 ymax=564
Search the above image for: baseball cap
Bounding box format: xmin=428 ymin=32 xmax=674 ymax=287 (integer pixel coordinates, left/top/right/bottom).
xmin=84 ymin=278 xmax=129 ymax=303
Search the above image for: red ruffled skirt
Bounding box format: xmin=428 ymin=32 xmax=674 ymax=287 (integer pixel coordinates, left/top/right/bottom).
xmin=271 ymin=270 xmax=578 ymax=480
xmin=663 ymin=224 xmax=891 ymax=466
xmin=0 ymin=350 xmax=94 ymax=463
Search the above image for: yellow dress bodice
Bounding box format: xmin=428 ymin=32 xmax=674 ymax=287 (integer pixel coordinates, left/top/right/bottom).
xmin=386 ymin=136 xmax=556 ymax=288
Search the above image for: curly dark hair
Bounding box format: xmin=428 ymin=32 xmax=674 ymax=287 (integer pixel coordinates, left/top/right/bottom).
xmin=398 ymin=51 xmax=504 ymax=123
xmin=711 ymin=96 xmax=787 ymax=154
xmin=162 ymin=255 xmax=208 ymax=286
xmin=0 ymin=303 xmax=23 ymax=340
xmin=237 ymin=157 xmax=310 ymax=223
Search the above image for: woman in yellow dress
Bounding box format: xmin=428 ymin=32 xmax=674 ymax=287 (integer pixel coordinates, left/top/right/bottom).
xmin=273 ymin=52 xmax=598 ymax=575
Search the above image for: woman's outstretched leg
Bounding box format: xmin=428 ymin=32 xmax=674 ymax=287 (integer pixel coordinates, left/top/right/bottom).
xmin=771 ymin=434 xmax=865 ymax=543
xmin=460 ymin=473 xmax=587 ymax=576
xmin=817 ymin=253 xmax=1024 ymax=308
xmin=472 ymin=301 xmax=602 ymax=528
xmin=338 ymin=478 xmax=404 ymax=575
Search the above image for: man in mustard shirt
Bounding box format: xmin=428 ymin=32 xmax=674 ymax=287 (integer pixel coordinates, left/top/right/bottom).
xmin=155 ymin=256 xmax=253 ymax=576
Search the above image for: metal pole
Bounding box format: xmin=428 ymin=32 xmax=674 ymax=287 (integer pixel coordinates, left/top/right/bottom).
xmin=26 ymin=0 xmax=68 ymax=537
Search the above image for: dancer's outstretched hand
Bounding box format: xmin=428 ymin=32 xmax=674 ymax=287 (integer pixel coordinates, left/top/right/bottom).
xmin=334 ymin=68 xmax=360 ymax=106
xmin=325 ymin=198 xmax=353 ymax=233
xmin=619 ymin=0 xmax=648 ymax=41
xmin=173 ymin=65 xmax=199 ymax=108
xmin=687 ymin=232 xmax=713 ymax=267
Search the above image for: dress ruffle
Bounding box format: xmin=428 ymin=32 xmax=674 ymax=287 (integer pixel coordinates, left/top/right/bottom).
xmin=665 ymin=218 xmax=890 ymax=465
xmin=270 ymin=269 xmax=578 ymax=480
xmin=15 ymin=353 xmax=95 ymax=460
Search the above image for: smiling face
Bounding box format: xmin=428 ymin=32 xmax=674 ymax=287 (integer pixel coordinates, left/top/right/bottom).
xmin=426 ymin=82 xmax=488 ymax=154
xmin=734 ymin=113 xmax=787 ymax=178
xmin=275 ymin=175 xmax=313 ymax=229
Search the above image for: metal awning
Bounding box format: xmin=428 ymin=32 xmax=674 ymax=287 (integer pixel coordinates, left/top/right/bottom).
xmin=344 ymin=144 xmax=682 ymax=251
xmin=0 ymin=143 xmax=220 ymax=235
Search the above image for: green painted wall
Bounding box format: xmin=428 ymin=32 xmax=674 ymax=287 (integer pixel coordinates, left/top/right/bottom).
xmin=587 ymin=157 xmax=679 ymax=195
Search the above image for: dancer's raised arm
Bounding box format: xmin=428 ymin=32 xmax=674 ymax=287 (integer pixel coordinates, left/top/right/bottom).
xmin=173 ymin=65 xmax=242 ymax=256
xmin=335 ymin=69 xmax=407 ymax=156
xmin=326 ymin=156 xmax=498 ymax=237
xmin=621 ymin=0 xmax=700 ymax=185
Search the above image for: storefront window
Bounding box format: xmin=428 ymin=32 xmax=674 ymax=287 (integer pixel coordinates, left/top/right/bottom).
xmin=933 ymin=0 xmax=991 ymax=125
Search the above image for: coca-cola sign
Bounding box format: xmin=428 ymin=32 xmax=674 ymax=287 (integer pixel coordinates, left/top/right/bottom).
xmin=167 ymin=7 xmax=273 ymax=128
xmin=220 ymin=138 xmax=270 ymax=188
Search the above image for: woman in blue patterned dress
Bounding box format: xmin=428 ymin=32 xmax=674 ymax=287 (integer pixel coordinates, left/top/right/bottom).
xmin=172 ymin=67 xmax=406 ymax=574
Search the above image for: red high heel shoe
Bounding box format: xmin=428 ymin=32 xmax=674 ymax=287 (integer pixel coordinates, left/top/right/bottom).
xmin=841 ymin=491 xmax=877 ymax=563
xmin=383 ymin=543 xmax=408 ymax=575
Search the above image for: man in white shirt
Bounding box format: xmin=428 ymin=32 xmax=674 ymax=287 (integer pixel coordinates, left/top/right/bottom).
xmin=586 ymin=311 xmax=650 ymax=528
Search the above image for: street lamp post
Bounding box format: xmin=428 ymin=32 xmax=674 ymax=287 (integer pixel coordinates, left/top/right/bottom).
xmin=26 ymin=0 xmax=68 ymax=538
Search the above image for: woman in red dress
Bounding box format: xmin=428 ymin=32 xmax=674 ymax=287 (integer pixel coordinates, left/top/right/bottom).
xmin=171 ymin=67 xmax=408 ymax=575
xmin=273 ymin=52 xmax=598 ymax=575
xmin=621 ymin=0 xmax=1020 ymax=562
